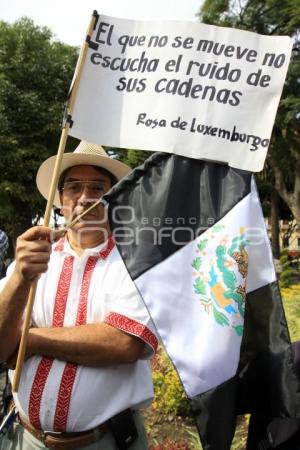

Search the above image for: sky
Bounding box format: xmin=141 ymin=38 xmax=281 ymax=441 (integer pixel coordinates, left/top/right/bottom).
xmin=1 ymin=0 xmax=204 ymax=46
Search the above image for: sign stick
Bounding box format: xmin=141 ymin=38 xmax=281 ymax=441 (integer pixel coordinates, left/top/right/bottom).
xmin=12 ymin=11 xmax=99 ymax=392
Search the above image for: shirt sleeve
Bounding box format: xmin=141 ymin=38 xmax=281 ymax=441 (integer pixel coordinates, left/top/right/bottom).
xmin=0 ymin=261 xmax=16 ymax=293
xmin=104 ymin=253 xmax=159 ymax=359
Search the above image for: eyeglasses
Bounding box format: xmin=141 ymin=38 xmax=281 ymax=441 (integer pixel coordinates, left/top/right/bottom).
xmin=62 ymin=180 xmax=108 ymax=198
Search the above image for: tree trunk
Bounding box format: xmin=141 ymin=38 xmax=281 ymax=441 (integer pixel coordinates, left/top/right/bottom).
xmin=272 ymin=162 xmax=300 ymax=226
xmin=270 ymin=187 xmax=280 ymax=258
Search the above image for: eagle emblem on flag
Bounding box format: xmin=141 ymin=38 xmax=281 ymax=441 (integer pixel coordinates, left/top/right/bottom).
xmin=192 ymin=225 xmax=249 ymax=336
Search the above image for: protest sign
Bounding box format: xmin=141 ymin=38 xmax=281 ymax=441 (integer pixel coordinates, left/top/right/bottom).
xmin=69 ymin=15 xmax=293 ymax=171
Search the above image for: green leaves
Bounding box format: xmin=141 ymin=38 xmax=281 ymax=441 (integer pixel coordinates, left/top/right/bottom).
xmin=0 ymin=18 xmax=78 ymax=240
xmin=197 ymin=239 xmax=208 ymax=252
xmin=228 ymin=237 xmax=239 ymax=255
xmin=233 ymin=325 xmax=244 ymax=336
xmin=192 ymin=257 xmax=202 ymax=271
xmin=222 ymin=270 xmax=237 ymax=290
xmin=194 ymin=277 xmax=207 ymax=296
xmin=212 ymin=224 xmax=225 ymax=233
xmin=199 ymin=0 xmax=300 ymax=36
xmin=212 ymin=306 xmax=229 ymax=327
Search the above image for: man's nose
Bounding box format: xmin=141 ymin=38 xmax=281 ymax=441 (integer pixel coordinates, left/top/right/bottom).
xmin=78 ymin=185 xmax=96 ymax=204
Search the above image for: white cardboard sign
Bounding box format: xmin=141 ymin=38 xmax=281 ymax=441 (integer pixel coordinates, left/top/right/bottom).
xmin=69 ymin=14 xmax=293 ymax=172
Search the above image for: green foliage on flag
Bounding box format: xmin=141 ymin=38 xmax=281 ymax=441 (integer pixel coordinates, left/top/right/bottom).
xmin=192 ymin=257 xmax=202 ymax=271
xmin=213 ymin=305 xmax=229 ymax=327
xmin=194 ymin=277 xmax=207 ymax=296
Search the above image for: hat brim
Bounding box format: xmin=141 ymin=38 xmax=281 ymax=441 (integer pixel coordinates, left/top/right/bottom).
xmin=36 ymin=153 xmax=132 ymax=208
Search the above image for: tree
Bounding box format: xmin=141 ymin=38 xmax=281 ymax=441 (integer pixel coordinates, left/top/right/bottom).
xmin=198 ymin=0 xmax=300 ymax=225
xmin=0 ymin=18 xmax=78 ymax=245
xmin=200 ymin=0 xmax=300 ymax=35
xmin=107 ymin=148 xmax=153 ymax=168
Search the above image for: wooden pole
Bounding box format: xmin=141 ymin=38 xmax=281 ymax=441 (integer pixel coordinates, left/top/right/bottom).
xmin=12 ymin=11 xmax=98 ymax=392
xmin=54 ymin=198 xmax=102 ymax=239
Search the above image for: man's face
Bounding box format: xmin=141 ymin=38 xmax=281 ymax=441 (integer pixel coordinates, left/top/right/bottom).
xmin=59 ymin=165 xmax=112 ymax=230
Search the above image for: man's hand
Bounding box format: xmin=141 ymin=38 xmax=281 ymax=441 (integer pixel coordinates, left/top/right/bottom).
xmin=15 ymin=226 xmax=52 ymax=283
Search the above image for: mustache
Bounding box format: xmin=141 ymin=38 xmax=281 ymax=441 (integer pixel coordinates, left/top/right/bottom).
xmin=72 ymin=209 xmax=97 ymax=221
xmin=71 ymin=201 xmax=103 ymax=221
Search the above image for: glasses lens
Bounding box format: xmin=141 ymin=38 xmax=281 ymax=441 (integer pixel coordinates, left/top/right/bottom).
xmin=63 ymin=181 xmax=82 ymax=196
xmin=63 ymin=181 xmax=105 ymax=197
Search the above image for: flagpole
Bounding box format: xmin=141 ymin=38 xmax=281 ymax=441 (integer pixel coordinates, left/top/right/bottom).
xmin=12 ymin=10 xmax=99 ymax=393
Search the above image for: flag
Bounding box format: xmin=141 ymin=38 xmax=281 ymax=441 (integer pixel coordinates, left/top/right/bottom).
xmin=104 ymin=152 xmax=300 ymax=449
xmin=0 ymin=229 xmax=8 ymax=260
xmin=0 ymin=229 xmax=8 ymax=276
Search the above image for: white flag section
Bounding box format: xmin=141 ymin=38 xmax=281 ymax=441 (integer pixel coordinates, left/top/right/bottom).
xmin=135 ymin=178 xmax=276 ymax=397
xmin=69 ymin=14 xmax=293 ymax=172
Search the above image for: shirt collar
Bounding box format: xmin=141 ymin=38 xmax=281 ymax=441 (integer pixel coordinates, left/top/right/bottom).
xmin=53 ymin=234 xmax=115 ymax=260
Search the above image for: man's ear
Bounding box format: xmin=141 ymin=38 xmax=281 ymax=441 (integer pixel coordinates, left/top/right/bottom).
xmin=57 ymin=192 xmax=64 ymax=216
xmin=54 ymin=206 xmax=63 ymax=217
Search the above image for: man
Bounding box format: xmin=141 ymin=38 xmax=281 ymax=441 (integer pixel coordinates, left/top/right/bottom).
xmin=0 ymin=141 xmax=158 ymax=450
xmin=0 ymin=229 xmax=8 ymax=278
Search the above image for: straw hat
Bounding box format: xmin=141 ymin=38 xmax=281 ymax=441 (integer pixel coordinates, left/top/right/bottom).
xmin=36 ymin=141 xmax=131 ymax=207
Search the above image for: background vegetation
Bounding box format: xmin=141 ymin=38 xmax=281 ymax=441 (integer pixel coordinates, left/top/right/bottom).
xmin=0 ymin=18 xmax=78 ymax=244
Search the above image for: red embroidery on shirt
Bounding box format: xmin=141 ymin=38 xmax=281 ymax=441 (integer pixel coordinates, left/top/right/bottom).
xmin=53 ymin=256 xmax=98 ymax=432
xmin=75 ymin=257 xmax=98 ymax=325
xmin=104 ymin=312 xmax=158 ymax=353
xmin=27 ymin=357 xmax=53 ymax=429
xmin=99 ymin=234 xmax=115 ymax=259
xmin=28 ymin=256 xmax=74 ymax=429
xmin=52 ymin=362 xmax=78 ymax=431
xmin=52 ymin=258 xmax=75 ymax=328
